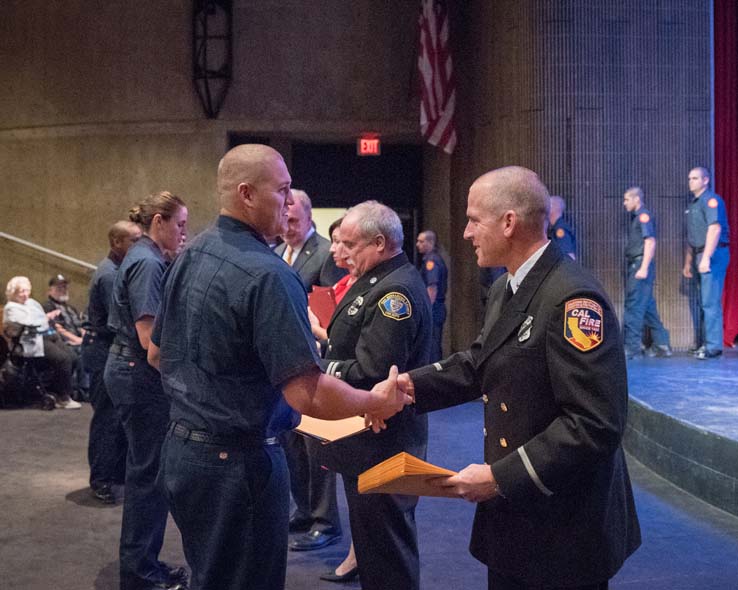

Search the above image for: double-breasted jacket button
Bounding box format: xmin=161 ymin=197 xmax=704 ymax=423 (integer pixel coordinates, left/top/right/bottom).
xmin=499 ymin=437 xmax=508 ymax=448
xmin=500 ymin=402 xmax=508 ymax=412
xmin=483 ymin=427 xmax=488 ymax=437
xmin=482 ymin=394 xmax=489 ymax=404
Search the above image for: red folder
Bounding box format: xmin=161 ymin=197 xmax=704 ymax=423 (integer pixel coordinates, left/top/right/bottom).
xmin=308 ymin=286 xmax=336 ymax=328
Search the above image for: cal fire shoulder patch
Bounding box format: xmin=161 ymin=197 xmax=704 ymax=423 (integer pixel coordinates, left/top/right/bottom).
xmin=378 ymin=292 xmax=412 ymax=321
xmin=639 ymin=212 xmax=650 ymax=223
xmin=708 ymin=197 xmax=718 ymax=208
xmin=563 ymin=298 xmax=603 ymax=352
xmin=425 ymin=260 xmax=435 ymax=271
xmin=556 ymin=228 xmax=565 ymax=238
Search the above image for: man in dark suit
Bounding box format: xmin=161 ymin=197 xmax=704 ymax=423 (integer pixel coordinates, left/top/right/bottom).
xmin=320 ymin=200 xmax=431 ymax=590
xmin=277 ymin=189 xmax=347 ymax=550
xmin=396 ymin=166 xmax=641 ymax=590
xmin=275 ymin=189 xmax=345 ymax=290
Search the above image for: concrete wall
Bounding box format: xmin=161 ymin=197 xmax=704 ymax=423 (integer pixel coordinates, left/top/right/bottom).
xmin=0 ymin=1 xmax=713 ymax=353
xmin=0 ymin=1 xmax=420 ymax=306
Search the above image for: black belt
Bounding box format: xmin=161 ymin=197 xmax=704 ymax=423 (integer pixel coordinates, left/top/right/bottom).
xmin=626 ymin=255 xmax=643 ymax=264
xmin=110 ymin=342 xmax=147 ymax=359
xmin=694 ymin=243 xmax=729 ymax=254
xmin=170 ymin=422 xmax=278 ymax=448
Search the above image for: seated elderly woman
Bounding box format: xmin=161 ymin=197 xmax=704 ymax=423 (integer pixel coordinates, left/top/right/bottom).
xmin=3 ymin=276 xmax=81 ymax=409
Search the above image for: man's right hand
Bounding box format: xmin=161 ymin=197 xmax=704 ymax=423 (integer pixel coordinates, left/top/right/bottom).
xmin=397 ymin=372 xmax=415 ymax=402
xmin=682 ymin=264 xmax=692 ymax=279
xmin=365 ymin=365 xmax=413 ymax=433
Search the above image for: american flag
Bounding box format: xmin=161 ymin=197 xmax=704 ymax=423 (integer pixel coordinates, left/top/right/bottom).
xmin=418 ymin=0 xmax=457 ymax=155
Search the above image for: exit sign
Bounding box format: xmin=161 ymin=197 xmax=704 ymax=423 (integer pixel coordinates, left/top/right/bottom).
xmin=357 ymin=136 xmax=381 ymax=156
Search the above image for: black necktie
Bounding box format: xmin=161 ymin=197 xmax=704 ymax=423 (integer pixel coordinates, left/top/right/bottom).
xmin=503 ymin=281 xmax=514 ymax=305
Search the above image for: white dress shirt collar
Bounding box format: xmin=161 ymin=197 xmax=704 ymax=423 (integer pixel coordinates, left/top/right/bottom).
xmin=507 ymin=241 xmax=551 ymax=294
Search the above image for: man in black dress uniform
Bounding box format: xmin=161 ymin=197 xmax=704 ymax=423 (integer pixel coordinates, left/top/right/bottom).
xmin=396 ymin=166 xmax=641 ymax=590
xmin=320 ymin=201 xmax=432 ymax=590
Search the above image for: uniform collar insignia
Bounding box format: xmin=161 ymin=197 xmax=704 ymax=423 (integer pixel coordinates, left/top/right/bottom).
xmin=347 ymin=295 xmax=364 ymax=316
xmin=518 ymin=315 xmax=534 ymax=342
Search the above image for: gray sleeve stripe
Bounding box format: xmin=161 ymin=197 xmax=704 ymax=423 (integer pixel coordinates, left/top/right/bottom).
xmin=517 ymin=447 xmax=553 ymax=497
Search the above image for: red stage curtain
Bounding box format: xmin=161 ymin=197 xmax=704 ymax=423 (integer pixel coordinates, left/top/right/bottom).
xmin=714 ymin=0 xmax=738 ymax=346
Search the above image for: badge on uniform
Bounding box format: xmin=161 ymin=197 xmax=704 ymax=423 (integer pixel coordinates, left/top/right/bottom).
xmin=563 ymin=298 xmax=603 ymax=352
xmin=708 ymin=198 xmax=718 ymax=209
xmin=347 ymin=295 xmax=364 ymax=316
xmin=378 ymin=292 xmax=412 ymax=321
xmin=518 ymin=315 xmax=534 ymax=342
xmin=556 ymin=228 xmax=565 ymax=238
xmin=425 ymin=260 xmax=435 ymax=271
xmin=639 ymin=213 xmax=650 ymax=223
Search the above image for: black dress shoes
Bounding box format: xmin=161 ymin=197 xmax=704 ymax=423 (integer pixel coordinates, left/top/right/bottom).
xmin=145 ymin=582 xmax=187 ymax=590
xmin=319 ymin=566 xmax=359 ymax=583
xmin=289 ymin=529 xmax=342 ymax=551
xmin=288 ymin=516 xmax=313 ymax=533
xmin=122 ymin=577 xmax=188 ymax=590
xmin=90 ymin=484 xmax=116 ymax=504
xmin=165 ymin=566 xmax=189 ymax=585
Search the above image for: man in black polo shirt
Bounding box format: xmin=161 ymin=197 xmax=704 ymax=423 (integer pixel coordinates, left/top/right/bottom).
xmin=148 ymin=144 xmax=410 ymax=590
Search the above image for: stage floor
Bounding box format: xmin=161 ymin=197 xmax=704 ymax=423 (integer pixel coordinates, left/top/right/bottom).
xmin=626 ymin=348 xmax=738 ymax=441
xmin=2 ymin=375 xmax=738 ymax=589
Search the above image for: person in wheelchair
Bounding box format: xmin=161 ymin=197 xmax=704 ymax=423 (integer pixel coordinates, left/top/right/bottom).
xmin=3 ymin=276 xmax=81 ymax=409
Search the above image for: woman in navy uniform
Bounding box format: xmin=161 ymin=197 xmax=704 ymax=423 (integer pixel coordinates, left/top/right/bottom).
xmin=105 ymin=191 xmax=188 ymax=590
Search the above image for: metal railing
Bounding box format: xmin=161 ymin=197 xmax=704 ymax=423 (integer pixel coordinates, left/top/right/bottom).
xmin=0 ymin=231 xmax=97 ymax=271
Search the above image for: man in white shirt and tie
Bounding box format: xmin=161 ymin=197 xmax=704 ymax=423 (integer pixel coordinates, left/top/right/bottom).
xmin=275 ymin=189 xmax=347 ymax=550
xmin=276 ymin=189 xmax=345 ymax=290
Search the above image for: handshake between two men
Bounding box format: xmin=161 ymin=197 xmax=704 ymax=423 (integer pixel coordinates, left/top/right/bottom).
xmin=364 ymin=367 xmax=500 ymax=504
xmin=281 ymin=353 xmax=499 ymax=509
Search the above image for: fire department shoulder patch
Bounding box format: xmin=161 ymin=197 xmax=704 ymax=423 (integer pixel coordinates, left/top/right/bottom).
xmin=556 ymin=228 xmax=565 ymax=238
xmin=708 ymin=197 xmax=718 ymax=208
xmin=425 ymin=260 xmax=435 ymax=271
xmin=378 ymin=292 xmax=412 ymax=321
xmin=563 ymin=298 xmax=603 ymax=352
xmin=639 ymin=212 xmax=650 ymax=223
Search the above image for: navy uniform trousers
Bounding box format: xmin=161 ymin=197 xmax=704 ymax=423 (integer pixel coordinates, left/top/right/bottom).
xmin=105 ymin=349 xmax=171 ymax=589
xmin=158 ymin=431 xmax=289 ymax=590
xmin=622 ymin=259 xmax=669 ymax=353
xmin=87 ymin=363 xmax=127 ymax=489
